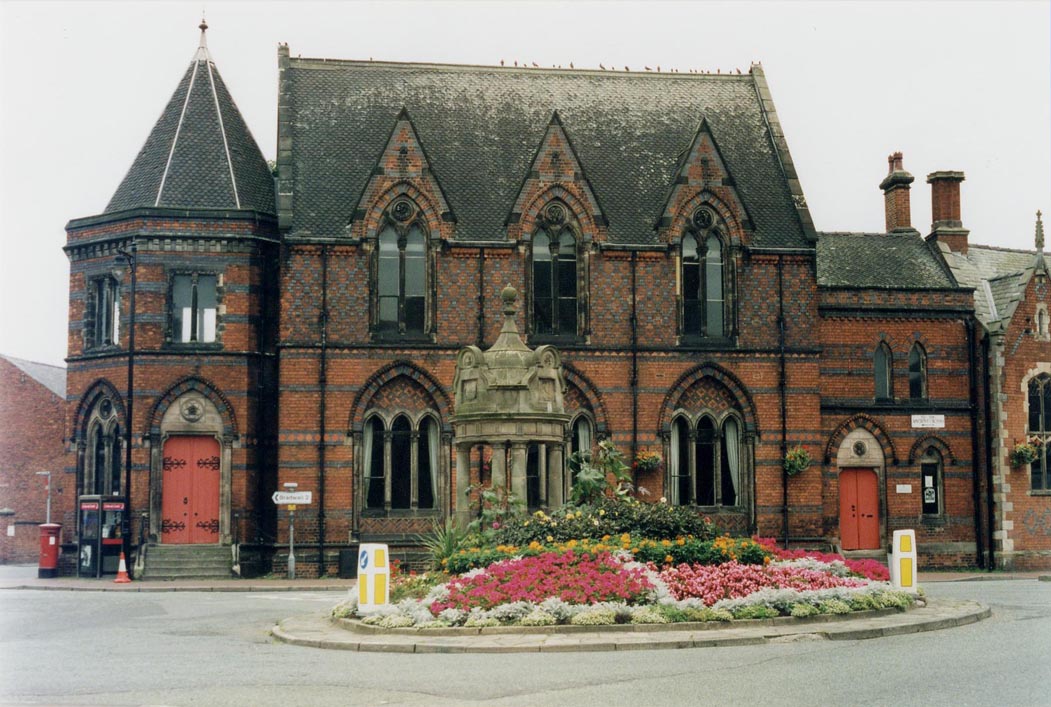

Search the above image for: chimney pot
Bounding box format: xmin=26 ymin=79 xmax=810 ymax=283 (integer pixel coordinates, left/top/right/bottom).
xmin=879 ymin=152 xmax=915 ymax=233
xmin=925 ymin=170 xmax=968 ymax=253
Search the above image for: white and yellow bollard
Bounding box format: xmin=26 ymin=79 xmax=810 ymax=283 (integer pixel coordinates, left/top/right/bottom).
xmin=889 ymin=529 xmax=919 ymax=592
xmin=357 ymin=543 xmax=390 ymax=611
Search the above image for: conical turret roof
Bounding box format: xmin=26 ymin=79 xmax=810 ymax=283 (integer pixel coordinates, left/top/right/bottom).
xmin=104 ymin=21 xmax=275 ymax=215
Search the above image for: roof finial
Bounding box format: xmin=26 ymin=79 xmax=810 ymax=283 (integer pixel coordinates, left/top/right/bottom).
xmin=1036 ymin=210 xmax=1044 ymax=252
xmin=195 ymin=16 xmax=211 ymax=61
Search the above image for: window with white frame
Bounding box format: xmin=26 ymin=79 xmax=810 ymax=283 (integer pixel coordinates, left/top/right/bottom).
xmin=89 ymin=276 xmax=120 ymax=349
xmin=171 ymin=273 xmax=218 ymax=344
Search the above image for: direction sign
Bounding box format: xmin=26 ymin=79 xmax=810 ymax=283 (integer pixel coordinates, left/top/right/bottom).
xmin=272 ymin=491 xmax=312 ymax=504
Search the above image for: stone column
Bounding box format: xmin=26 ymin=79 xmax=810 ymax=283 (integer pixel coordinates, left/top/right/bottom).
xmin=410 ymin=431 xmax=420 ymax=510
xmin=548 ymin=444 xmax=564 ymax=507
xmin=510 ymin=442 xmax=528 ymax=505
xmin=538 ymin=443 xmax=548 ymax=506
xmin=454 ymin=442 xmax=471 ymax=528
xmin=383 ymin=431 xmax=393 ymax=511
xmin=491 ymin=443 xmax=507 ymax=491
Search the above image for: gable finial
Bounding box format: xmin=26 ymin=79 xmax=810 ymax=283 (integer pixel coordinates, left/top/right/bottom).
xmin=1037 ymin=210 xmax=1045 ymax=252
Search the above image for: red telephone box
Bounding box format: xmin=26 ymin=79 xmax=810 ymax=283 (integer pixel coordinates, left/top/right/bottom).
xmin=78 ymin=496 xmax=125 ymax=578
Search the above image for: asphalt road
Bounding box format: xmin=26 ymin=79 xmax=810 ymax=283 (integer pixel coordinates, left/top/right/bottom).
xmin=0 ymin=578 xmax=1048 ymax=706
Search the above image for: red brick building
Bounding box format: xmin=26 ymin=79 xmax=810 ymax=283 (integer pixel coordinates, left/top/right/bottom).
xmin=64 ymin=25 xmax=1039 ymax=577
xmin=0 ymin=355 xmax=67 ymax=563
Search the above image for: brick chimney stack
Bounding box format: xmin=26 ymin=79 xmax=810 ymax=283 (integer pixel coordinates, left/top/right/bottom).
xmin=926 ymin=171 xmax=968 ymax=254
xmin=879 ymin=152 xmax=916 ymax=233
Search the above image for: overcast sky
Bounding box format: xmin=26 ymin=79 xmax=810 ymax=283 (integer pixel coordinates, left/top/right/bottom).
xmin=1 ymin=1 xmax=1048 ymax=367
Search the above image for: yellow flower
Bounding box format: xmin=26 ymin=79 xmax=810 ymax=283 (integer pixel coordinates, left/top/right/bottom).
xmin=546 ymin=535 xmax=554 ymax=542
xmin=598 ymin=509 xmax=605 ymax=516
xmin=661 ymin=539 xmax=672 ymax=547
xmin=676 ymin=538 xmax=685 ymax=546
xmin=664 ymin=555 xmax=674 ymax=564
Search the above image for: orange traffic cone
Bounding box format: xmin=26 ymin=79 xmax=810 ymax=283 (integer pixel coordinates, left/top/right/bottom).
xmin=114 ymin=552 xmax=132 ymax=583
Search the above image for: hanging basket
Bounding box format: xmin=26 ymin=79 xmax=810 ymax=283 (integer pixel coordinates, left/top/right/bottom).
xmin=784 ymin=446 xmax=812 ymax=477
xmin=1010 ymin=441 xmax=1039 ymax=467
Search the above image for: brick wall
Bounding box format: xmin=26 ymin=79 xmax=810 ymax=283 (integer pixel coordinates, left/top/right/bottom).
xmin=0 ymin=359 xmax=67 ymax=563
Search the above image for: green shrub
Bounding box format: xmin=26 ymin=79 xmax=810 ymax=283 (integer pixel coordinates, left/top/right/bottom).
xmin=732 ymin=604 xmax=780 ymax=620
xmin=390 ymin=571 xmax=447 ymax=602
xmin=464 ymin=615 xmax=501 ymax=628
xmin=519 ymin=609 xmax=557 ymax=627
xmin=848 ymin=593 xmax=879 ymax=611
xmin=491 ymin=496 xmax=717 ymax=547
xmin=790 ymin=603 xmax=819 ymax=618
xmin=418 ymin=519 xmax=466 ymax=570
xmin=874 ymin=590 xmax=913 ymax=610
xmin=377 ymin=615 xmax=415 ymax=629
xmin=700 ymin=608 xmax=734 ymax=622
xmin=818 ymin=599 xmax=852 ymax=615
xmin=630 ymin=606 xmax=669 ymax=624
xmin=570 ymin=608 xmax=617 ymax=626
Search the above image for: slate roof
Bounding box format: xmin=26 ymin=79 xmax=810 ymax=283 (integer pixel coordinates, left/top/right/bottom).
xmin=281 ymin=59 xmax=811 ymax=247
xmin=105 ymin=32 xmax=275 ymax=215
xmin=939 ymin=242 xmax=1050 ymax=326
xmin=0 ymin=354 xmax=66 ymax=399
xmin=816 ymin=232 xmax=958 ymax=289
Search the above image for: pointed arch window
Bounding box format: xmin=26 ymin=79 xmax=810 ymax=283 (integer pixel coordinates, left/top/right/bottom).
xmin=83 ymin=396 xmax=123 ymax=495
xmin=1027 ymin=374 xmax=1051 ymax=491
xmin=362 ymin=412 xmax=440 ymax=512
xmin=531 ymin=202 xmax=579 ymax=338
xmin=668 ymin=413 xmax=743 ymax=507
xmin=374 ymin=198 xmax=430 ymax=338
xmin=908 ymin=343 xmax=928 ymax=401
xmin=874 ymin=343 xmax=893 ymax=401
xmin=680 ymin=207 xmax=731 ymax=341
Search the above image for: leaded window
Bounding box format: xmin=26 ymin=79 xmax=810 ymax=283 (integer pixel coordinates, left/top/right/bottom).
xmin=531 ymin=202 xmax=578 ymax=337
xmin=89 ymin=276 xmax=120 ymax=349
xmin=680 ymin=207 xmax=730 ymax=341
xmin=668 ymin=414 xmax=742 ymax=507
xmin=909 ymin=343 xmax=927 ymax=401
xmin=83 ymin=396 xmax=122 ymax=495
xmin=875 ymin=343 xmax=893 ymax=401
xmin=362 ymin=413 xmax=439 ymax=511
xmin=171 ymin=273 xmax=218 ymax=344
xmin=1028 ymin=374 xmax=1051 ymax=491
xmin=374 ymin=198 xmax=429 ymax=338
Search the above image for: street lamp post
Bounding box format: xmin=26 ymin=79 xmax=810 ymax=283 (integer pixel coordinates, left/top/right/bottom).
xmin=35 ymin=471 xmax=51 ymax=524
xmin=114 ymin=244 xmax=137 ymax=571
xmin=284 ymin=482 xmax=298 ymax=580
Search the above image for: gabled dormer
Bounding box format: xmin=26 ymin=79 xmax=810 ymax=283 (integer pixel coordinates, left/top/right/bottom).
xmin=105 ymin=20 xmax=274 ymax=216
xmin=655 ymin=117 xmax=753 ymax=246
xmin=505 ymin=111 xmax=606 ymax=242
xmin=350 ymin=108 xmax=455 ymax=241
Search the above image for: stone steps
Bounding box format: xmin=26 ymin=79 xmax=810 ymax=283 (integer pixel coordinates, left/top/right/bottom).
xmin=140 ymin=545 xmax=232 ymax=580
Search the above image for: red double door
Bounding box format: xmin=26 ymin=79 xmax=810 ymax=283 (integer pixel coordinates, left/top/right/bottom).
xmin=839 ymin=468 xmax=881 ymax=550
xmin=161 ymin=436 xmax=221 ymax=544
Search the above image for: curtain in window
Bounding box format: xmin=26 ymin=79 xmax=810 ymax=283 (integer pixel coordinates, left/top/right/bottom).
xmin=427 ymin=417 xmax=439 ymax=508
xmin=724 ymin=417 xmax=740 ymax=499
xmin=874 ymin=344 xmax=892 ymax=399
xmin=362 ymin=419 xmax=374 ymax=504
xmin=705 ymin=235 xmax=724 ymax=336
xmin=110 ymin=430 xmax=122 ymax=495
xmin=576 ymin=417 xmax=592 ymax=457
xmin=668 ymin=421 xmax=680 ymax=505
xmin=908 ymin=344 xmax=926 ymax=400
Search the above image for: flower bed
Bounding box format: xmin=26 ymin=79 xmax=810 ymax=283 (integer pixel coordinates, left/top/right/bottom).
xmin=444 ymin=534 xmax=769 ymax=574
xmin=335 ymin=546 xmax=913 ymax=629
xmin=430 ymin=550 xmax=651 ymax=613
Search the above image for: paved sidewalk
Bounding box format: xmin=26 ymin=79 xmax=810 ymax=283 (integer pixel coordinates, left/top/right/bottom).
xmin=271 ymin=597 xmax=992 ymax=653
xmin=0 ymin=563 xmax=1045 ymax=592
xmin=0 ymin=564 xmax=355 ymax=592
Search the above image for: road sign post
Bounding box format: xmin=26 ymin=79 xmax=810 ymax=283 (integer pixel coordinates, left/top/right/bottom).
xmin=274 ymin=484 xmax=312 ymax=580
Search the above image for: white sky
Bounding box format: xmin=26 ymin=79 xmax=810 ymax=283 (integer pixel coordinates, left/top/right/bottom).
xmin=1 ymin=0 xmax=1048 ymax=367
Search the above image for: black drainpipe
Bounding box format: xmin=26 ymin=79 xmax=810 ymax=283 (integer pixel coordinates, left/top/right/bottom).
xmin=966 ymin=318 xmax=983 ymax=567
xmin=318 ymin=245 xmax=329 ymax=576
xmin=778 ymin=255 xmax=789 ymax=549
xmin=476 ymin=248 xmax=485 ymax=346
xmin=630 ymin=251 xmax=639 ymax=490
xmin=981 ymin=330 xmax=996 ymax=569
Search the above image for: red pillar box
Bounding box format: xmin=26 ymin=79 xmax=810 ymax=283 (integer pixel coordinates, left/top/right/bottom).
xmin=38 ymin=523 xmax=62 ymax=578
